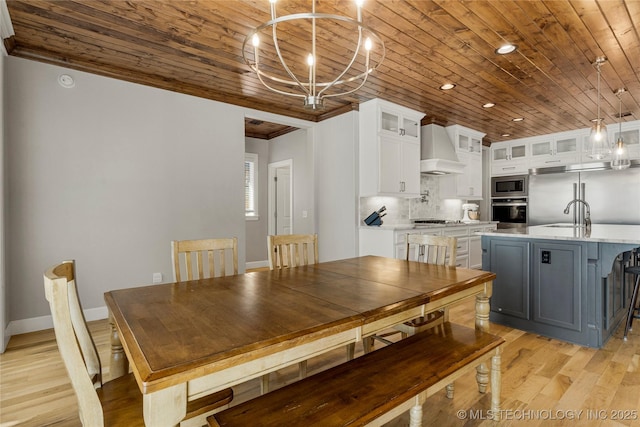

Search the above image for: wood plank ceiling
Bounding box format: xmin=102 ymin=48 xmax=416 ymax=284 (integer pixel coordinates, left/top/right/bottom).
xmin=4 ymin=0 xmax=639 ymax=142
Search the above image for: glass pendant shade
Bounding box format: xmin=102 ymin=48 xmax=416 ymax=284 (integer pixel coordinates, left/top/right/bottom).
xmin=587 ymin=119 xmax=610 ymax=160
xmin=611 ymin=88 xmax=631 ymax=170
xmin=611 ymin=137 xmax=631 ymax=170
xmin=585 ymin=57 xmax=610 ymax=160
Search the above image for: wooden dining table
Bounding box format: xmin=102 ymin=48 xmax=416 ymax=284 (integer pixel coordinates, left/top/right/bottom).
xmin=104 ymin=255 xmax=496 ymax=427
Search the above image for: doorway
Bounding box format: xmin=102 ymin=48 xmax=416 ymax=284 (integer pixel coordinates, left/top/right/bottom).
xmin=268 ymin=159 xmax=293 ymax=236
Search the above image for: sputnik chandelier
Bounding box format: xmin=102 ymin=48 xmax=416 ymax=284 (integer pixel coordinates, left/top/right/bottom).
xmin=242 ymin=0 xmax=385 ymax=110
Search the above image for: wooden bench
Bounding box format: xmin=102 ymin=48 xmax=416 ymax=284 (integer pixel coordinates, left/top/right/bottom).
xmin=208 ymin=323 xmax=504 ymax=427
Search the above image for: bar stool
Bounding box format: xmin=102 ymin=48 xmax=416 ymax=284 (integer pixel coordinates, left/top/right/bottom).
xmin=623 ymin=265 xmax=640 ymax=341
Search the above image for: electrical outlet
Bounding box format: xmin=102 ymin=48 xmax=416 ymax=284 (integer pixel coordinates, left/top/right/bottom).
xmin=152 ymin=272 xmax=163 ymax=283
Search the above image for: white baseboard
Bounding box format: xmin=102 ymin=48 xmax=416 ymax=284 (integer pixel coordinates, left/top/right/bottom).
xmin=246 ymin=260 xmax=269 ymax=270
xmin=5 ymin=306 xmax=109 ymax=336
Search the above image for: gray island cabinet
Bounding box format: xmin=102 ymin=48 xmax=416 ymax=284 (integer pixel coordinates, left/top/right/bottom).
xmin=481 ymin=224 xmax=640 ymax=348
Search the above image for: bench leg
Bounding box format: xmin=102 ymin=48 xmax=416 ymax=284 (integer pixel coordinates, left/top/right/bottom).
xmin=476 ymin=363 xmax=489 ymax=393
xmin=346 ymin=342 xmax=355 ymax=361
xmin=363 ymin=336 xmax=374 ymax=354
xmin=491 ymin=347 xmax=502 ymax=420
xmin=409 ymin=404 xmax=423 ymax=427
xmin=445 ymin=383 xmax=454 ymax=399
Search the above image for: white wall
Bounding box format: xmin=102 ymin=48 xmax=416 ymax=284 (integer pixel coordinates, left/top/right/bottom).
xmin=315 ymin=112 xmax=359 ymax=261
xmin=3 ymin=56 xmax=358 ymax=337
xmin=244 ymin=137 xmax=269 ymax=263
xmin=0 ymin=36 xmax=6 ymax=351
xmin=5 ymin=57 xmax=248 ymax=330
xmin=269 ymin=128 xmax=315 ymax=235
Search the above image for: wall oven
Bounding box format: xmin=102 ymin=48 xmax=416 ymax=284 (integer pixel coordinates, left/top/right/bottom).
xmin=491 ymin=198 xmax=528 ymax=229
xmin=491 ymin=175 xmax=528 ymax=229
xmin=491 ymin=175 xmax=528 ymax=198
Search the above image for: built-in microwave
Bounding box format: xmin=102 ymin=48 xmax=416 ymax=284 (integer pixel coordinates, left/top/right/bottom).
xmin=491 ymin=175 xmax=528 ymax=198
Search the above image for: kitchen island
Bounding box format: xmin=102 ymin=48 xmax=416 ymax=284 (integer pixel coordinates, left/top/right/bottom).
xmin=480 ymin=224 xmax=640 ymax=348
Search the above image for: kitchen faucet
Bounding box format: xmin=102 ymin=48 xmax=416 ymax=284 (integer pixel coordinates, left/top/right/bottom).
xmin=563 ymin=199 xmax=592 ymax=229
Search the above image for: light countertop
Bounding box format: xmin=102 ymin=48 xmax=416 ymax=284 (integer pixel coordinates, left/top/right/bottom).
xmin=360 ymin=221 xmax=497 ymax=231
xmin=478 ymin=224 xmax=640 ymax=245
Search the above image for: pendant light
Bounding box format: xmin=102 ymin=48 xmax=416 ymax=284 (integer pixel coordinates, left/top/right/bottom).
xmin=586 ymin=57 xmax=611 ymax=160
xmin=611 ymin=88 xmax=631 ymax=170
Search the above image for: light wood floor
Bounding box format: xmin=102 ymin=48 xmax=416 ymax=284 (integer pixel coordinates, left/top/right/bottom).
xmin=1 ymin=299 xmax=639 ymax=427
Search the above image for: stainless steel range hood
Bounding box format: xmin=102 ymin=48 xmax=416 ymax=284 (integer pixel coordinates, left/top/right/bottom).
xmin=420 ymin=124 xmax=465 ymax=175
xmin=529 ymin=158 xmax=640 ymax=175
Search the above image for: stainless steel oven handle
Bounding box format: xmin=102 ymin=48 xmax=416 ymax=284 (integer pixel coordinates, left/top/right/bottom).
xmin=492 ymin=202 xmax=527 ymax=207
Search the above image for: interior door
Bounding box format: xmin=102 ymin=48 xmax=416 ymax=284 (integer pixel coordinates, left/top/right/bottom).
xmin=275 ymin=166 xmax=291 ymax=235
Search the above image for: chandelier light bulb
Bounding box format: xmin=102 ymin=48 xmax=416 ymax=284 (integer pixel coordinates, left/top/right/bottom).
xmin=365 ymin=37 xmax=372 ymax=51
xmin=252 ymin=34 xmax=260 ymax=47
xmin=355 ymin=0 xmax=364 ymax=8
xmin=307 ymin=54 xmax=314 ymax=67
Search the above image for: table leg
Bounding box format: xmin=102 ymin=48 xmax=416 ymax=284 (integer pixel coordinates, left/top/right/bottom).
xmin=475 ymin=293 xmax=491 ymax=393
xmin=108 ymin=312 xmax=128 ymax=379
xmin=491 ymin=347 xmax=502 ymax=420
xmin=143 ymin=384 xmax=187 ymax=427
xmin=474 ymin=294 xmax=490 ymax=332
xmin=409 ymin=404 xmax=423 ymax=427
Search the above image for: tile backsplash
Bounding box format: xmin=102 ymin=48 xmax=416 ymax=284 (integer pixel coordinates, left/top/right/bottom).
xmin=360 ymin=174 xmax=465 ymax=225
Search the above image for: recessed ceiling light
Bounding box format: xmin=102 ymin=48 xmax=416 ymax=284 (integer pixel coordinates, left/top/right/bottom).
xmin=512 ymin=117 xmax=524 ymax=122
xmin=501 ymin=133 xmax=511 ymax=137
xmin=495 ymin=44 xmax=518 ymax=55
xmin=482 ymin=103 xmax=495 ymax=108
xmin=58 ymin=74 xmax=75 ymax=88
xmin=439 ymin=83 xmax=456 ymax=90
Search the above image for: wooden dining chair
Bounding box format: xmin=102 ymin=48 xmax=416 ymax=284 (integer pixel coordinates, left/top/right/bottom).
xmin=172 ymin=237 xmax=238 ymax=281
xmin=366 ymin=234 xmax=458 ymax=398
xmin=366 ymin=234 xmax=457 ymax=346
xmin=265 ymin=233 xmax=354 ymax=393
xmin=44 ymin=260 xmax=233 ymax=427
xmin=265 ymin=234 xmax=317 ymax=393
xmin=267 ymin=233 xmax=318 ymax=269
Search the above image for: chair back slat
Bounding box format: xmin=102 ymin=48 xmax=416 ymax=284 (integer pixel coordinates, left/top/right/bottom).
xmin=406 ymin=234 xmax=457 ymax=266
xmin=44 ymin=260 xmax=104 ymax=426
xmin=172 ymin=238 xmax=238 ymax=281
xmin=268 ymin=234 xmax=318 ymax=270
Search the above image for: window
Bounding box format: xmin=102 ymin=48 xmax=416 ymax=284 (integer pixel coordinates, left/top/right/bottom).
xmin=245 ymin=153 xmax=258 ymax=219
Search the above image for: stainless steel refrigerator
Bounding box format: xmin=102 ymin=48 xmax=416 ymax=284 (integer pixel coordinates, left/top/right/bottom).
xmin=528 ymin=166 xmax=640 ymax=226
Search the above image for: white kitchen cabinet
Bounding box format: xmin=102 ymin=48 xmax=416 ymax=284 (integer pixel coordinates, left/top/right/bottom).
xmin=359 ymin=98 xmax=425 ymax=197
xmin=440 ymin=125 xmax=485 ymax=199
xmin=395 ymin=227 xmax=443 ymax=260
xmin=469 ymin=224 xmax=497 ymax=269
xmin=446 ymin=125 xmax=484 ymax=154
xmin=442 ymin=227 xmax=470 ymax=267
xmin=360 ymin=224 xmax=497 ymax=269
xmin=439 ymin=151 xmax=483 ymax=199
xmin=379 ymin=107 xmax=421 ymax=142
xmin=491 ymin=140 xmax=529 ymax=176
xmin=529 ymin=131 xmax=581 ymax=168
